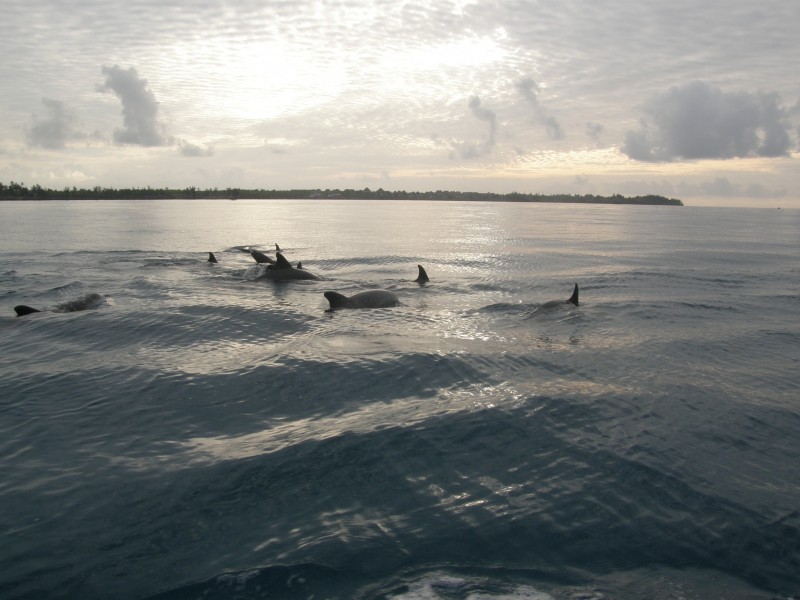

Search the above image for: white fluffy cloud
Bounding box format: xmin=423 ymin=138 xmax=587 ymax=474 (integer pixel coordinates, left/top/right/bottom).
xmin=99 ymin=65 xmax=171 ymax=147
xmin=623 ymin=81 xmax=794 ymax=162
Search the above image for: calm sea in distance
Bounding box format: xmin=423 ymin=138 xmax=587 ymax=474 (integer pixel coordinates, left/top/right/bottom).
xmin=1 ymin=199 xmax=799 ymax=599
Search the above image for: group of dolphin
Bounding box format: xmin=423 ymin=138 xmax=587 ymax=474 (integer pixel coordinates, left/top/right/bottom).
xmin=209 ymin=244 xmax=579 ymax=311
xmin=12 ymin=244 xmax=579 ymax=316
xmin=208 ymin=244 xmax=432 ymax=310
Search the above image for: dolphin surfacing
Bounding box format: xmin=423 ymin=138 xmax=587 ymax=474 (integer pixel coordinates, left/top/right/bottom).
xmin=13 ymin=293 xmax=107 ymax=317
xmin=258 ymin=252 xmax=320 ymax=281
xmin=324 ymin=290 xmax=399 ymax=310
xmin=414 ymin=265 xmax=429 ymax=284
xmin=208 ymin=252 xmax=218 ymax=263
xmin=531 ymin=284 xmax=579 ymax=312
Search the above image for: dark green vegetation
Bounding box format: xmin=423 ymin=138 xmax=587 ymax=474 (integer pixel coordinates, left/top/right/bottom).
xmin=0 ymin=181 xmax=683 ymax=205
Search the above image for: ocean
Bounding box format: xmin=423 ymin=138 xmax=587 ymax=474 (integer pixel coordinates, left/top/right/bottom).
xmin=1 ymin=199 xmax=798 ymax=600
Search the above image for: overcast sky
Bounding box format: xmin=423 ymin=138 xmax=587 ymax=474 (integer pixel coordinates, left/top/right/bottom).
xmin=1 ymin=0 xmax=798 ymax=206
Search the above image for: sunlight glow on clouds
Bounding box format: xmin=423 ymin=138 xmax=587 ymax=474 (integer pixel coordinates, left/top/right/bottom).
xmin=0 ymin=0 xmax=799 ymax=205
xmin=169 ymin=38 xmax=349 ymax=122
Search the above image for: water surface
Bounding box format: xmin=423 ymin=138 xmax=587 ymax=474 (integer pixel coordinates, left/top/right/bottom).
xmin=1 ymin=200 xmax=799 ymax=599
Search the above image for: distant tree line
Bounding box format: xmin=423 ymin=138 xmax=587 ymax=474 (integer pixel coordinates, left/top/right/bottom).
xmin=0 ymin=181 xmax=683 ymax=205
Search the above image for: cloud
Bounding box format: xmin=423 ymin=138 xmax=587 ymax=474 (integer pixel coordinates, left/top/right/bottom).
xmin=515 ymin=77 xmax=564 ymax=140
xmin=541 ymin=115 xmax=563 ymax=140
xmin=676 ymin=177 xmax=786 ymax=199
xmin=586 ymin=121 xmax=604 ymax=144
xmin=99 ymin=65 xmax=171 ymax=147
xmin=452 ymin=95 xmax=497 ymax=159
xmin=179 ymin=140 xmax=214 ymax=157
xmin=516 ymin=77 xmax=541 ymax=107
xmin=26 ymin=98 xmax=80 ymax=149
xmin=622 ymin=81 xmax=795 ymax=162
xmin=468 ymin=95 xmax=496 ymax=140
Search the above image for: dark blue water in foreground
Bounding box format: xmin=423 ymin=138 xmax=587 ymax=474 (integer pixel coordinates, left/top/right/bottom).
xmin=1 ymin=200 xmax=799 ymax=599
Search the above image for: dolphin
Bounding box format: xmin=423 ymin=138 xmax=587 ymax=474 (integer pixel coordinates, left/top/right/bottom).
xmin=275 ymin=243 xmax=282 ymax=252
xmin=526 ymin=284 xmax=579 ymax=317
xmin=250 ymin=249 xmax=275 ymax=264
xmin=258 ymin=252 xmax=320 ymax=281
xmin=549 ymin=283 xmax=579 ymax=307
xmin=324 ymin=289 xmax=399 ymax=309
xmin=208 ymin=252 xmax=218 ymax=263
xmin=13 ymin=293 xmax=107 ymax=317
xmin=414 ymin=264 xmax=429 ymax=284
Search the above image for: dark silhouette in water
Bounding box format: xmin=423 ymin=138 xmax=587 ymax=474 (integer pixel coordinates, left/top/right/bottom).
xmin=250 ymin=249 xmax=274 ymax=264
xmin=324 ymin=289 xmax=399 ymax=310
xmin=13 ymin=293 xmax=107 ymax=317
xmin=208 ymin=252 xmax=218 ymax=263
xmin=258 ymin=253 xmax=320 ymax=281
xmin=524 ymin=284 xmax=579 ymax=319
xmin=540 ymin=283 xmax=579 ymax=308
xmin=325 ymin=264 xmax=429 ymax=309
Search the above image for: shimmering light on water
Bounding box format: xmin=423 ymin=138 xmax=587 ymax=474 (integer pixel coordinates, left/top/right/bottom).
xmin=1 ymin=200 xmax=799 ymax=600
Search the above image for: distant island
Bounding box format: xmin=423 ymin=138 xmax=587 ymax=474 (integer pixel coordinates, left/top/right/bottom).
xmin=0 ymin=181 xmax=683 ymax=206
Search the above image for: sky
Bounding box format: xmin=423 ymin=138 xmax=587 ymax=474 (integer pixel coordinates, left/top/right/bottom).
xmin=1 ymin=0 xmax=799 ymax=207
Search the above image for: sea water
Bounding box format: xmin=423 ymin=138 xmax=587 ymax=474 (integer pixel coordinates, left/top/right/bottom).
xmin=0 ymin=199 xmax=798 ymax=599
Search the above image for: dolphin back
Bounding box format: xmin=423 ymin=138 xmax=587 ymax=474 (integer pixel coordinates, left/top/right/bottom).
xmin=54 ymin=293 xmax=106 ymax=313
xmin=324 ymin=289 xmax=399 ymax=309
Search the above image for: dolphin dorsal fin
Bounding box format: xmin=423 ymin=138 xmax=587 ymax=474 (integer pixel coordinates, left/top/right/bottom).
xmin=415 ymin=264 xmax=429 ymax=283
xmin=568 ymin=283 xmax=579 ymax=306
xmin=275 ymin=252 xmax=293 ymax=269
xmin=208 ymin=252 xmax=218 ymax=263
xmin=14 ymin=305 xmax=41 ymax=317
xmin=250 ymin=249 xmax=274 ymax=264
xmin=275 ymin=243 xmax=282 ymax=252
xmin=324 ymin=291 xmax=348 ymax=309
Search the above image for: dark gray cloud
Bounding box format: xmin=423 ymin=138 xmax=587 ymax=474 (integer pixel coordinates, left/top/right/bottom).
xmin=99 ymin=65 xmax=170 ymax=147
xmin=515 ymin=77 xmax=564 ymax=140
xmin=516 ymin=77 xmax=541 ymax=108
xmin=586 ymin=122 xmax=604 ymax=144
xmin=622 ymin=81 xmax=794 ymax=162
xmin=26 ymin=98 xmax=76 ymax=149
xmin=541 ymin=115 xmax=563 ymax=140
xmin=453 ymin=96 xmax=497 ymax=159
